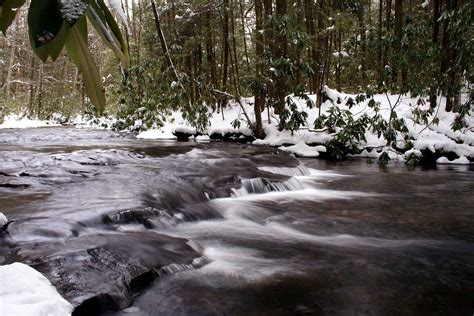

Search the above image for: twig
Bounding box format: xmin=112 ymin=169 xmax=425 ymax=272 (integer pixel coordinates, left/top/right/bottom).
xmin=419 ymin=96 xmax=442 ymax=134
xmin=211 ymin=89 xmax=252 ymax=126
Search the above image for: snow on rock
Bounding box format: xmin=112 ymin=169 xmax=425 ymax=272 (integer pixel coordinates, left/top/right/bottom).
xmin=404 ymin=149 xmax=423 ymax=158
xmin=279 ymin=142 xmax=325 ymax=158
xmin=0 ymin=114 xmax=57 ymax=129
xmin=174 ymin=125 xmax=197 ymax=135
xmin=0 ymin=262 xmax=73 ymax=316
xmin=436 ymin=156 xmax=471 ymax=165
xmin=412 ymin=132 xmax=473 ymax=158
xmin=0 ymin=212 xmax=8 ymax=226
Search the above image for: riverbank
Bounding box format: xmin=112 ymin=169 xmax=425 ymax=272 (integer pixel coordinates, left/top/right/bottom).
xmin=1 ymin=88 xmax=472 ymax=165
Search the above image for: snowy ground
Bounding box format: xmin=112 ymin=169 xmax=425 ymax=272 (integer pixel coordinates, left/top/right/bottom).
xmin=0 ymin=263 xmax=73 ymax=316
xmin=1 ymin=87 xmax=472 ymax=164
xmin=0 ymin=114 xmax=59 ymax=129
xmin=137 ymin=87 xmax=473 ymax=164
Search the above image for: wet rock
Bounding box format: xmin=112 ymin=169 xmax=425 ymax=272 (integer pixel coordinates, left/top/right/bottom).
xmin=3 ymin=232 xmax=201 ymax=315
xmin=209 ymin=132 xmax=256 ymax=143
xmin=172 ymin=131 xmax=192 ymax=142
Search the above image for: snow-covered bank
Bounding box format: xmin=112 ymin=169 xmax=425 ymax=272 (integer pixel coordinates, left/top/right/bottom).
xmin=137 ymin=87 xmax=473 ymax=164
xmin=2 ymin=87 xmax=472 ymax=165
xmin=0 ymin=114 xmax=58 ymax=129
xmin=0 ymin=263 xmax=73 ymax=316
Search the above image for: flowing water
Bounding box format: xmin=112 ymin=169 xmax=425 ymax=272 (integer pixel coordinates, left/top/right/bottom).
xmin=0 ymin=127 xmax=472 ymax=315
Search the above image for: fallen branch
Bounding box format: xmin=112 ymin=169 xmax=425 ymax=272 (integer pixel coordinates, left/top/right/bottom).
xmin=211 ymin=89 xmax=252 ymax=127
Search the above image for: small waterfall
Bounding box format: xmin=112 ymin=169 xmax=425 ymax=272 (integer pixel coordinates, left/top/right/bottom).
xmin=258 ymin=164 xmax=311 ymax=176
xmin=231 ymin=177 xmax=307 ymax=197
xmin=156 ymin=256 xmax=209 ymax=276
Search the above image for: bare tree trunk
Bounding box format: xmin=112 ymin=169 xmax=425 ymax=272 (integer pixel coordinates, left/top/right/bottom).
xmin=151 ymin=0 xmax=192 ymax=107
xmin=254 ymin=0 xmax=265 ymax=138
xmin=394 ymin=0 xmax=404 ymax=89
xmin=221 ymin=0 xmax=230 ymax=102
xmin=5 ymin=19 xmax=19 ymax=104
xmin=336 ymin=4 xmax=342 ymax=90
xmin=275 ymin=0 xmax=288 ymax=130
xmin=239 ymin=0 xmax=251 ymax=71
xmin=316 ymin=0 xmax=327 ymax=109
xmin=429 ymin=0 xmax=441 ymax=108
xmin=36 ymin=63 xmax=44 ymax=117
xmin=378 ymin=0 xmax=383 ymax=87
xmin=383 ymin=0 xmax=392 ymax=82
xmin=205 ymin=10 xmax=218 ymax=111
xmin=28 ymin=56 xmax=36 ymax=113
xmin=357 ymin=3 xmax=366 ymax=75
xmin=304 ymin=0 xmax=317 ymax=93
xmin=230 ymin=0 xmax=240 ymax=88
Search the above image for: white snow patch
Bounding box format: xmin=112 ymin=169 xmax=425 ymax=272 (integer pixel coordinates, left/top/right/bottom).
xmin=0 ymin=115 xmax=58 ymax=129
xmin=436 ymin=156 xmax=471 ymax=165
xmin=279 ymin=142 xmax=324 ymax=158
xmin=195 ymin=135 xmax=211 ymax=142
xmin=0 ymin=262 xmax=73 ymax=316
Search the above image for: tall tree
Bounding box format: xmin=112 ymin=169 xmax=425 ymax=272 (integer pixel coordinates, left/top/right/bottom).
xmin=254 ymin=0 xmax=265 ymax=138
xmin=274 ymin=0 xmax=288 ymax=129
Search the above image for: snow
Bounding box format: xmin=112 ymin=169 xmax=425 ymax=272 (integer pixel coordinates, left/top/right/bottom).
xmin=0 ymin=114 xmax=58 ymax=129
xmin=279 ymin=141 xmax=325 ymax=158
xmin=137 ymin=111 xmax=192 ymax=139
xmin=333 ymin=51 xmax=349 ymax=58
xmin=421 ymin=0 xmax=430 ymax=8
xmin=195 ymin=135 xmax=211 ymax=142
xmin=412 ymin=132 xmax=473 ymax=157
xmin=0 ymin=212 xmax=7 ymax=226
xmin=137 ymin=100 xmax=252 ymax=140
xmin=436 ymin=156 xmax=471 ymax=165
xmin=404 ymin=149 xmax=423 ymax=158
xmin=0 ymin=263 xmax=73 ymax=316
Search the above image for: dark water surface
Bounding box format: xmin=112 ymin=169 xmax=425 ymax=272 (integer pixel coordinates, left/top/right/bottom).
xmin=0 ymin=127 xmax=472 ymax=315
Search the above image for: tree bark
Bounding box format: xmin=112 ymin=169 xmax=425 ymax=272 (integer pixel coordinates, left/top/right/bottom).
xmin=221 ymin=0 xmax=230 ymax=106
xmin=274 ymin=0 xmax=288 ymax=130
xmin=393 ymin=0 xmax=402 ymax=83
xmin=429 ymin=0 xmax=441 ymax=108
xmin=254 ymin=0 xmax=265 ymax=138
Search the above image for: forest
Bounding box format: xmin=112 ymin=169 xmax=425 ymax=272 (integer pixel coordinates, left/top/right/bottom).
xmin=0 ymin=0 xmax=472 ymax=162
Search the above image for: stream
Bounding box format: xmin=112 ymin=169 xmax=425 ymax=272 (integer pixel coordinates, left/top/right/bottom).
xmin=0 ymin=127 xmax=473 ymax=315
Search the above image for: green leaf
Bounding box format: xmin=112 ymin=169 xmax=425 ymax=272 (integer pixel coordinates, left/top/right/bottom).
xmin=0 ymin=0 xmax=26 ymax=35
xmin=28 ymin=0 xmax=67 ymax=62
xmin=66 ymin=16 xmax=105 ymax=113
xmin=31 ymin=22 xmax=69 ymax=62
xmin=86 ymin=0 xmax=129 ymax=67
